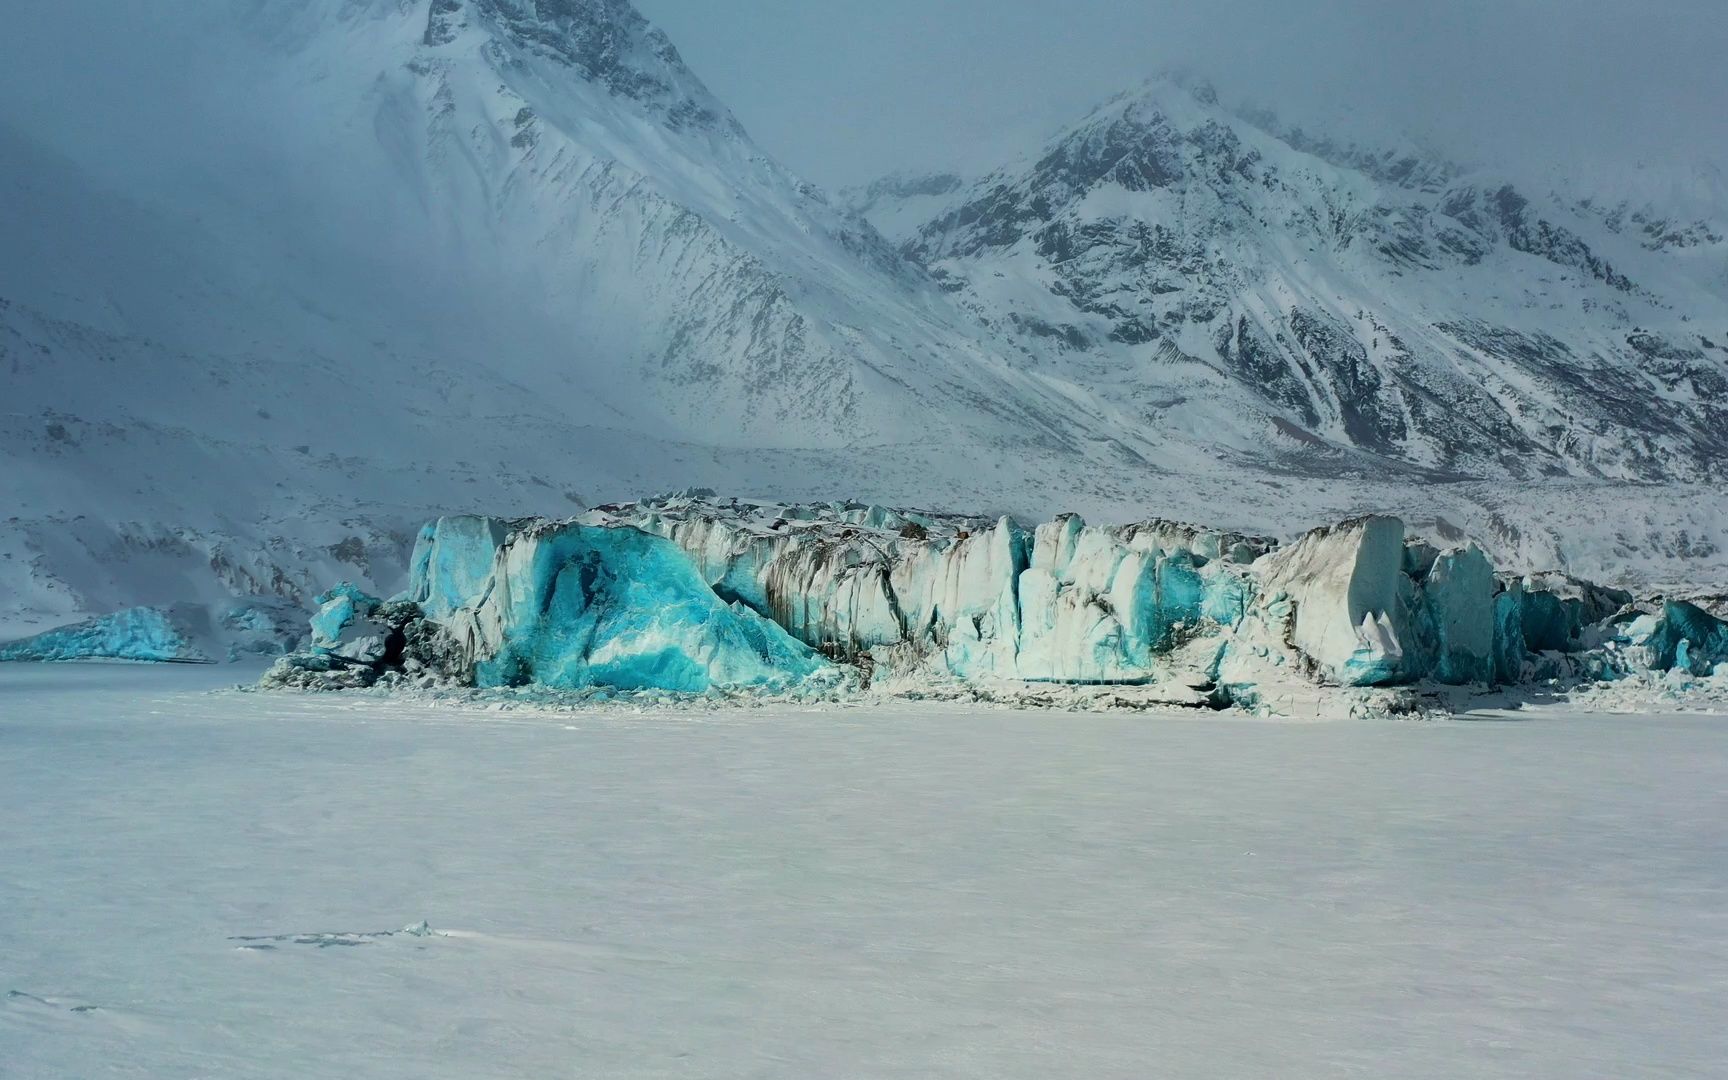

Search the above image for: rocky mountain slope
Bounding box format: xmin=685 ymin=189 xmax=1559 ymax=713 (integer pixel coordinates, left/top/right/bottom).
xmin=3 ymin=6 xmax=1726 ymax=644
xmin=862 ymin=77 xmax=1728 ymax=483
xmin=0 ymin=0 xmax=1090 ymax=635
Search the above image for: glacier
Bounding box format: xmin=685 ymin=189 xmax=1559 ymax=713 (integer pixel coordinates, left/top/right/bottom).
xmin=443 ymin=521 xmax=832 ymax=693
xmin=239 ymin=493 xmax=1728 ymax=710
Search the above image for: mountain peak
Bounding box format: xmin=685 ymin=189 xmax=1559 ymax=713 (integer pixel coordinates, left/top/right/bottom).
xmin=871 ymin=74 xmax=1728 ymax=483
xmin=426 ymin=0 xmax=743 ymax=135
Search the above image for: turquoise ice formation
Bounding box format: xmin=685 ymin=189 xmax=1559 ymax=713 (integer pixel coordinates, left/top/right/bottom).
xmin=0 ymin=606 xmax=205 ymax=663
xmin=402 ymin=518 xmax=832 ymax=692
xmin=17 ymin=494 xmax=1716 ymax=706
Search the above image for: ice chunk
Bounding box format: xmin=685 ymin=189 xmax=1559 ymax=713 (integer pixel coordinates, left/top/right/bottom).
xmin=406 ymin=515 xmax=516 ymax=620
xmin=333 ymin=634 xmax=388 ymax=665
xmin=1413 ymin=546 xmax=1495 ymax=684
xmin=894 ymin=517 xmax=1028 ymax=678
xmin=1491 ymin=581 xmax=1529 ymax=685
xmin=309 ymin=583 xmax=382 ymax=652
xmin=1014 ymin=518 xmax=1257 ymax=683
xmin=459 ymin=523 xmax=832 ymax=692
xmin=1640 ymin=601 xmax=1728 ymax=676
xmin=1508 ymin=573 xmax=1635 ymax=652
xmin=1258 ymin=516 xmax=1410 ymax=686
xmin=0 ymin=606 xmax=207 ymax=663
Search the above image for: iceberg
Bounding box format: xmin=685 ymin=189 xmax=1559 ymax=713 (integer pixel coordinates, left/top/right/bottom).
xmin=0 ymin=606 xmax=207 ymax=664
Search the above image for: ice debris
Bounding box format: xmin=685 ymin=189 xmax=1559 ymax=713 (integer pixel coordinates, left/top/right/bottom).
xmin=260 ymin=585 xmax=465 ymax=691
xmin=1618 ymin=601 xmax=1728 ymax=677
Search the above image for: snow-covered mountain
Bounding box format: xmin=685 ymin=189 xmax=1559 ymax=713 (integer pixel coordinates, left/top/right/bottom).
xmin=860 ymin=76 xmax=1728 ymax=483
xmin=3 ymin=6 xmax=1726 ymax=642
xmin=0 ymin=0 xmax=1086 ymax=635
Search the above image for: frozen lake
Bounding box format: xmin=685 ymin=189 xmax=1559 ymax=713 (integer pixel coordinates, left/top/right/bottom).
xmin=3 ymin=664 xmax=1726 ymax=1079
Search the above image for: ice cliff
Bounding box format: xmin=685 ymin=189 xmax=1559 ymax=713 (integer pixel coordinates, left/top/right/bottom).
xmin=245 ymin=493 xmax=1727 ymax=709
xmin=262 ymin=516 xmax=833 ymax=693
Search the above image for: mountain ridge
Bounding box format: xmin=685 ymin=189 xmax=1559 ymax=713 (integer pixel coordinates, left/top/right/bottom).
xmin=3 ymin=4 xmax=1726 ymax=643
xmin=860 ymin=76 xmax=1728 ymax=483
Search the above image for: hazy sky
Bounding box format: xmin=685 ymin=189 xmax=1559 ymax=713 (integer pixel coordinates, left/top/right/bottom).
xmin=635 ymin=0 xmax=1728 ymax=189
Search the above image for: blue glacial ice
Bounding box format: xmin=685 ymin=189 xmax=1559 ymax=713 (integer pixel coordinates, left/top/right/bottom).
xmin=1628 ymin=601 xmax=1728 ymax=676
xmin=404 ymin=515 xmax=515 ymax=620
xmin=1411 ymin=546 xmax=1496 ymax=685
xmin=0 ymin=606 xmax=206 ymax=663
xmin=426 ymin=521 xmax=832 ymax=692
xmin=251 ymin=494 xmax=1722 ymax=706
xmin=309 ymin=583 xmax=382 ymax=650
xmin=608 ymin=500 xmax=1272 ymax=686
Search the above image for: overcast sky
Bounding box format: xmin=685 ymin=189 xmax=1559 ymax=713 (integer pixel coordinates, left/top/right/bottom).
xmin=635 ymin=0 xmax=1728 ymax=190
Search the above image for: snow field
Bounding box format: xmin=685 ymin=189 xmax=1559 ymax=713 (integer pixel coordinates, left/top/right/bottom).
xmin=3 ymin=663 xmax=1726 ymax=1078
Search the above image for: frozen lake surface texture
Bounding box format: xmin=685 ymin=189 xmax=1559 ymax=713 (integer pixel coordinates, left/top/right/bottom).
xmin=3 ymin=664 xmax=1726 ymax=1079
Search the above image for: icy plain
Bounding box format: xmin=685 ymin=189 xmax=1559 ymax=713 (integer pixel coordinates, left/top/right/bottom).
xmin=3 ymin=664 xmax=1726 ymax=1079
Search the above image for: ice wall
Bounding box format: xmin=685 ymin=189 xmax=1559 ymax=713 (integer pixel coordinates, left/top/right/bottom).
xmin=1412 ymin=546 xmax=1496 ymax=685
xmin=0 ymin=606 xmax=206 ymax=663
xmin=411 ymin=519 xmax=832 ymax=692
xmin=1011 ymin=516 xmax=1256 ymax=683
xmin=596 ymin=498 xmax=1272 ymax=684
xmin=1226 ymin=517 xmax=1639 ymax=691
xmin=253 ymin=494 xmax=1727 ymax=703
xmin=1256 ymin=516 xmax=1410 ymax=685
xmin=405 ymin=515 xmax=518 ymax=620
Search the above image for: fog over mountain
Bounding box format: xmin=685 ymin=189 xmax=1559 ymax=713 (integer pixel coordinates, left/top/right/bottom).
xmin=9 ymin=2 xmax=1728 ymax=193
xmin=633 ymin=0 xmax=1728 ymax=190
xmin=1 ymin=0 xmax=1725 ymax=649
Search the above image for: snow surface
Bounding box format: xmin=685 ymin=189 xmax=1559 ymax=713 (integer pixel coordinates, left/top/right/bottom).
xmin=4 ymin=663 xmax=1727 ymax=1079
